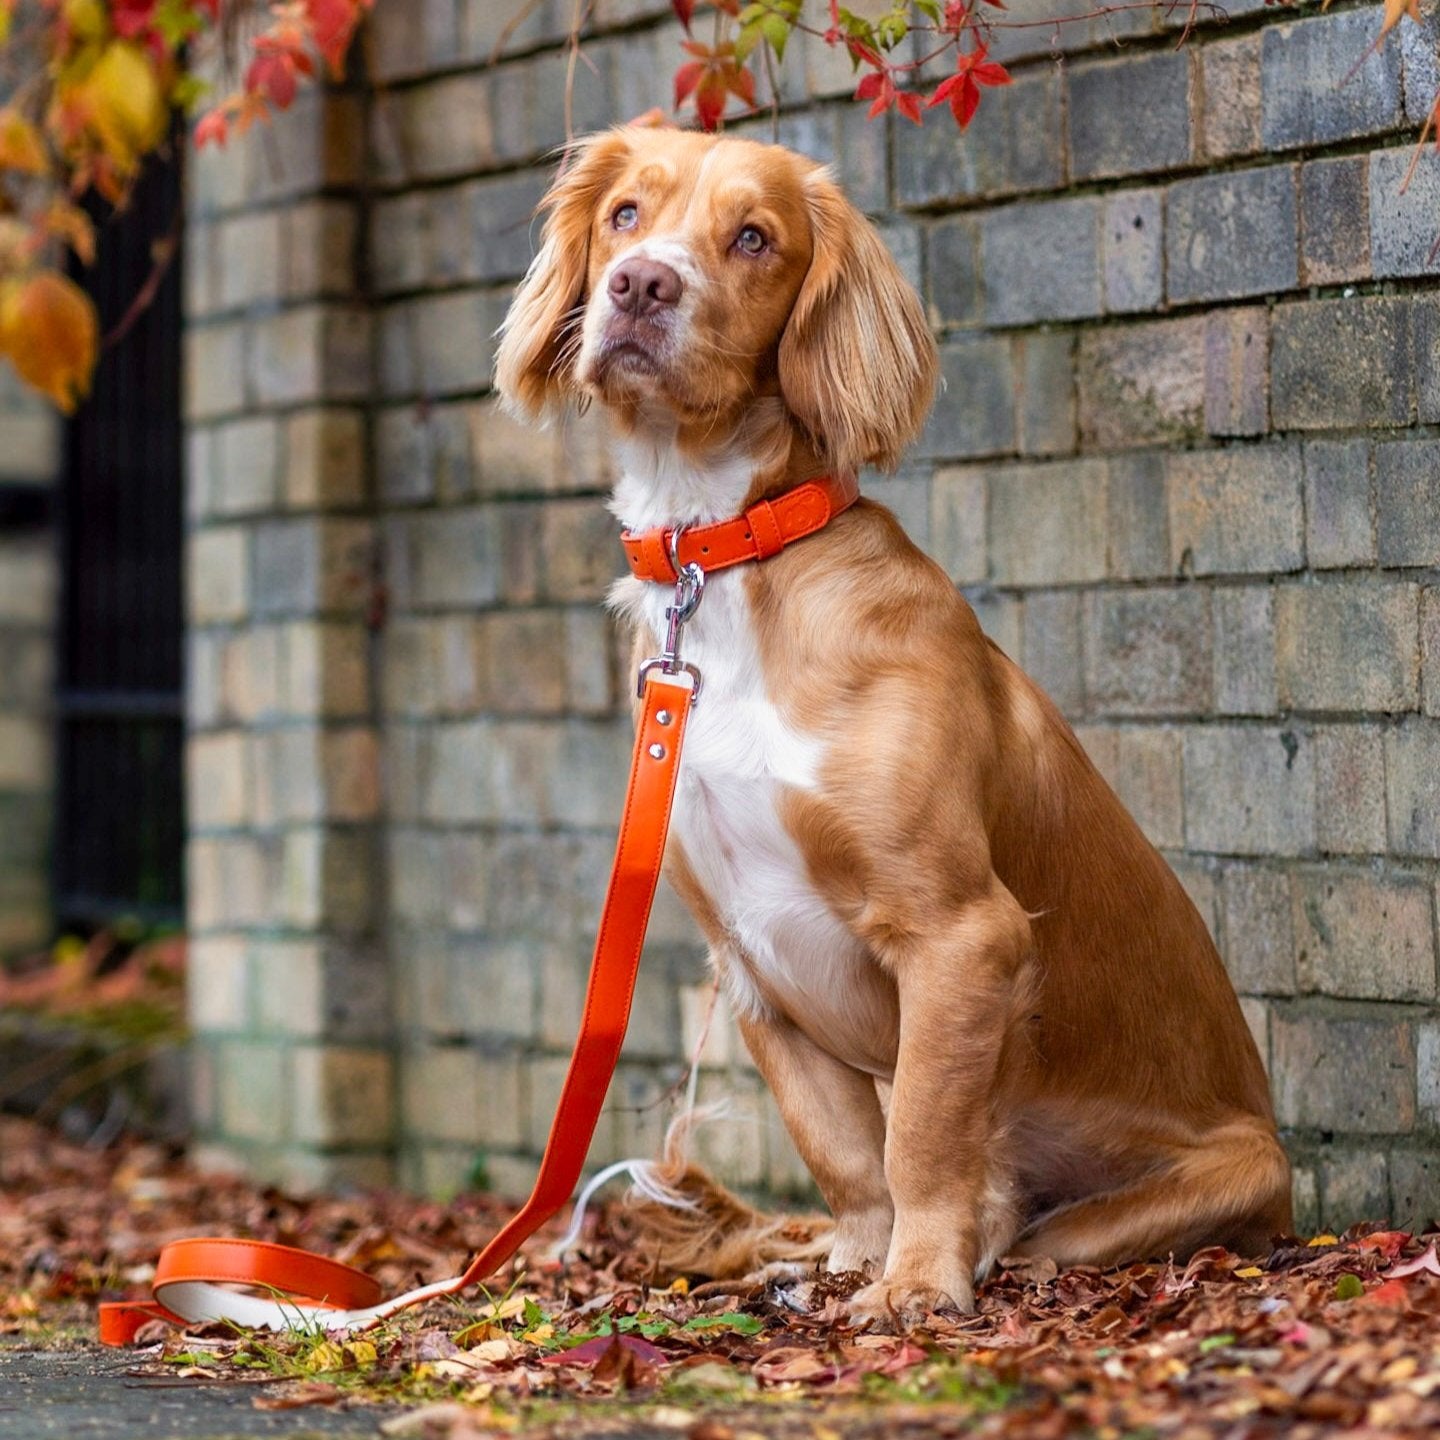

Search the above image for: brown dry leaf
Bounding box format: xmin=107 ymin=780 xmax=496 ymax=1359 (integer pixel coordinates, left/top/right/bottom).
xmin=252 ymin=1380 xmax=342 ymax=1410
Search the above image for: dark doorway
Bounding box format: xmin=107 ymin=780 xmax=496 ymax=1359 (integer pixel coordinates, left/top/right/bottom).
xmin=54 ymin=150 xmax=185 ymax=927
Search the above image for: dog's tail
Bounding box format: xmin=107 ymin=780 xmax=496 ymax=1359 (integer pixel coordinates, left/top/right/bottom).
xmin=618 ymin=1108 xmax=835 ymax=1277
xmin=558 ymin=1105 xmax=834 ymax=1278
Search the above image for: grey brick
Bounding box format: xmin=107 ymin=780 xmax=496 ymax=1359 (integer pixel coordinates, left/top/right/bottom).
xmin=1106 ymin=453 xmax=1170 ymax=581
xmin=1314 ymin=725 xmax=1388 ymax=855
xmin=1114 ymin=728 xmax=1184 ymax=850
xmin=1102 ymin=189 xmax=1163 ymax=314
xmin=1415 ymin=297 xmax=1440 ymax=421
xmin=1221 ymin=864 xmax=1295 ymax=994
xmin=1070 ymin=51 xmax=1191 ymax=181
xmin=472 ymin=173 xmax=550 ymax=283
xmin=1170 ymin=165 xmax=1299 ymax=304
xmin=1213 ymin=586 xmax=1278 ymax=717
xmin=1083 ymin=587 xmax=1212 ymax=717
xmin=877 ymin=219 xmax=923 ymax=297
xmin=1276 ymin=580 xmax=1420 ymax=713
xmin=1183 ymin=725 xmax=1315 ymax=857
xmin=1078 ymin=316 xmax=1206 ymax=450
xmin=980 ymin=198 xmax=1101 ymax=326
xmin=917 ymin=336 xmax=1015 ymax=460
xmin=1425 ymin=588 xmax=1440 ymax=717
xmin=1320 ymin=1149 xmax=1390 ymax=1229
xmin=1015 ymin=332 xmax=1076 ymax=457
xmin=1300 ymin=155 xmax=1371 ymax=285
xmin=1199 ymin=32 xmax=1263 ymax=160
xmin=1399 ymin=10 xmax=1440 ymax=124
xmin=1390 ymin=1151 xmax=1440 ymax=1232
xmin=389 ymin=508 xmax=502 ymax=609
xmin=1204 ymin=308 xmax=1269 ymax=439
xmin=1261 ymin=10 xmax=1405 ymax=151
xmin=1271 ymin=297 xmax=1413 ymax=431
xmin=963 ymin=587 xmax=1022 ymax=661
xmin=1303 ymin=439 xmax=1374 ymax=570
xmin=926 ymin=216 xmax=982 ymax=328
xmin=538 ymin=498 xmax=621 ymax=601
xmin=1021 ymin=590 xmax=1084 ymax=714
xmin=1271 ymin=1008 xmax=1415 ymax=1132
xmin=1293 ymin=869 xmax=1435 ymax=1001
xmin=411 ymin=290 xmax=504 ymax=397
xmin=370 ymin=73 xmax=495 ymax=185
xmin=894 ymin=68 xmax=1063 ymax=206
xmin=1167 ymin=447 xmax=1304 ymax=577
xmin=989 ymin=459 xmax=1109 ymax=586
xmin=1375 ymin=439 xmax=1440 ymax=567
xmin=930 ymin=466 xmax=988 ymax=585
xmin=1370 ymin=145 xmax=1440 ymax=279
xmin=1386 ymin=719 xmax=1440 ymax=857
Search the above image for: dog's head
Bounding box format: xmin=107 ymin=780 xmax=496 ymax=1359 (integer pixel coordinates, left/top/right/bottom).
xmin=495 ymin=127 xmax=938 ymax=474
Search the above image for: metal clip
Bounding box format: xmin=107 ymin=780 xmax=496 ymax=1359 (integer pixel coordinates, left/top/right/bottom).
xmin=636 ymin=526 xmax=705 ymax=704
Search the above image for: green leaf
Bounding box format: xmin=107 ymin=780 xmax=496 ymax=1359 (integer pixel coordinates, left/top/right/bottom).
xmin=735 ymin=18 xmax=762 ymax=62
xmin=738 ymin=1 xmax=769 ymax=19
xmin=683 ymin=1311 xmax=764 ymax=1335
xmin=522 ymin=1297 xmax=545 ymax=1329
xmin=761 ymin=11 xmax=792 ymax=59
xmin=877 ymin=12 xmax=908 ymax=47
xmin=1334 ymin=1273 xmax=1365 ymax=1300
xmin=914 ymin=0 xmax=944 ymax=20
xmin=1198 ymin=1333 xmax=1236 ymax=1353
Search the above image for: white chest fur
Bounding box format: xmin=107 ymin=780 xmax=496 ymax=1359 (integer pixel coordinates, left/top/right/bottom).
xmin=612 ymin=568 xmax=898 ymax=1079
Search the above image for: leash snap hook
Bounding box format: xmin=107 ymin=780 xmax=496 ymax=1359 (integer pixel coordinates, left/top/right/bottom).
xmin=636 ymin=526 xmax=705 ymax=704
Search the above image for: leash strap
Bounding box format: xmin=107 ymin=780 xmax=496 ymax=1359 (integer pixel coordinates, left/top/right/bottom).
xmin=99 ymin=674 xmax=695 ymax=1346
xmin=620 ymin=473 xmax=859 ymax=584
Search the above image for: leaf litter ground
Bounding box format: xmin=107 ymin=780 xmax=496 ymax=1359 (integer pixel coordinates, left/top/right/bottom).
xmin=4 ymin=1116 xmax=1440 ymax=1439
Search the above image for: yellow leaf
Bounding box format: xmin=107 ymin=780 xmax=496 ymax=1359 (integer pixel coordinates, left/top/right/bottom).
xmin=0 ymin=110 xmax=48 ymax=174
xmin=1234 ymin=1266 xmax=1263 ymax=1278
xmin=62 ymin=40 xmax=168 ymax=173
xmin=0 ymin=271 xmax=99 ymax=412
xmin=1380 ymin=0 xmax=1422 ymax=37
xmin=1307 ymin=1233 xmax=1339 ymax=1247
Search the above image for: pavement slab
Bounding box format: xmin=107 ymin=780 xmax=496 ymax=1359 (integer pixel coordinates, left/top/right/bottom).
xmin=0 ymin=1344 xmax=391 ymax=1440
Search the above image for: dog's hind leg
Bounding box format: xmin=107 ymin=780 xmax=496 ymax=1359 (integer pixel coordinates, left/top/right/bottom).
xmin=1012 ymin=1116 xmax=1292 ymax=1266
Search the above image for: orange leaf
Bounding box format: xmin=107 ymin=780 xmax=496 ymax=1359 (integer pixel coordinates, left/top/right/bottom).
xmin=1380 ymin=0 xmax=1421 ymax=36
xmin=0 ymin=271 xmax=99 ymax=412
xmin=0 ymin=109 xmax=49 ymax=175
xmin=36 ymin=199 xmax=96 ymax=265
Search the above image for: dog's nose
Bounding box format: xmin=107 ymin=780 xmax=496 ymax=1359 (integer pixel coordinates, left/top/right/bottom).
xmin=608 ymin=258 xmax=683 ymax=318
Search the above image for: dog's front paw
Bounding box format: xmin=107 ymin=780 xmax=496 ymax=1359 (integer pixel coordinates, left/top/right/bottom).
xmin=844 ymin=1274 xmax=975 ymax=1331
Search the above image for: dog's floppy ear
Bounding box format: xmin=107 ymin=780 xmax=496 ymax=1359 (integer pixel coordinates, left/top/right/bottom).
xmin=494 ymin=129 xmax=634 ymax=418
xmin=778 ymin=169 xmax=938 ymax=474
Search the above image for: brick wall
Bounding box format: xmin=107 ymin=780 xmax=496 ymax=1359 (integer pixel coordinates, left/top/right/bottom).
xmin=185 ymin=0 xmax=1440 ymax=1229
xmin=0 ymin=372 xmax=58 ymax=961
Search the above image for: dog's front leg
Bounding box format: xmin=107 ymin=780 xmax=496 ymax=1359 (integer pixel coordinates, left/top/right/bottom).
xmin=737 ymin=1010 xmax=893 ymax=1277
xmin=848 ymin=882 xmax=1032 ymax=1329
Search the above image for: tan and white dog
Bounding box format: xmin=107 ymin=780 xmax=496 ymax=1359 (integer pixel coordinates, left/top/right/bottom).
xmin=494 ymin=126 xmax=1291 ymax=1327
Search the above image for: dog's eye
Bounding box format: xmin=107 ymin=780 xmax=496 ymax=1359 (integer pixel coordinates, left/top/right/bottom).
xmin=736 ymin=225 xmax=767 ymax=256
xmin=613 ymin=203 xmax=639 ymax=231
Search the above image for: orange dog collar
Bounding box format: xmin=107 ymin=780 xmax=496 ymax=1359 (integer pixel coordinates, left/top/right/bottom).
xmin=620 ymin=472 xmax=860 ymax=584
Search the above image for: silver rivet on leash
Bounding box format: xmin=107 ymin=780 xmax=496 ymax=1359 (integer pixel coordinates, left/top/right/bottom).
xmin=656 ymin=710 xmax=672 ymax=726
xmin=648 ymin=743 xmax=666 ymax=759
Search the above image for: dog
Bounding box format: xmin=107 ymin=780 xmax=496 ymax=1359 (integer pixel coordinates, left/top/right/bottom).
xmin=494 ymin=126 xmax=1292 ymax=1327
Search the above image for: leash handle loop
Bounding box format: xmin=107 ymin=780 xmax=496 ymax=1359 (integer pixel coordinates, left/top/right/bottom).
xmin=99 ymin=674 xmax=695 ymax=1345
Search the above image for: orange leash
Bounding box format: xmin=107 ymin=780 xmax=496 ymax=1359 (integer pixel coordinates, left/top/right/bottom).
xmin=99 ymin=670 xmax=696 ymax=1345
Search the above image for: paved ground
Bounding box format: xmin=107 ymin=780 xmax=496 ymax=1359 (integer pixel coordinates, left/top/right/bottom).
xmin=0 ymin=1344 xmax=393 ymax=1440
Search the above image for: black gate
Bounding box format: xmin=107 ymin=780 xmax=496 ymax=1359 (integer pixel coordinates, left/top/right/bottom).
xmin=55 ymin=150 xmax=185 ymax=927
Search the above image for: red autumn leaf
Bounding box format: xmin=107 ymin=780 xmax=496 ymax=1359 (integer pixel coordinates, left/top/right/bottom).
xmin=895 ymin=89 xmax=922 ymax=125
xmin=307 ymin=0 xmax=364 ymax=77
xmin=1363 ymin=1278 xmax=1414 ymax=1308
xmin=1388 ymin=1241 xmax=1440 ymax=1279
xmin=109 ymin=0 xmax=158 ymax=40
xmin=1356 ymin=1230 xmax=1411 ymax=1261
xmin=674 ymin=59 xmax=705 ymax=107
xmin=193 ymin=108 xmax=229 ymax=148
xmin=672 ymin=0 xmax=695 ymax=28
xmin=545 ymin=1333 xmax=667 ymax=1367
xmin=694 ymin=67 xmax=728 ymax=130
xmin=854 ymin=70 xmax=885 ymax=102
